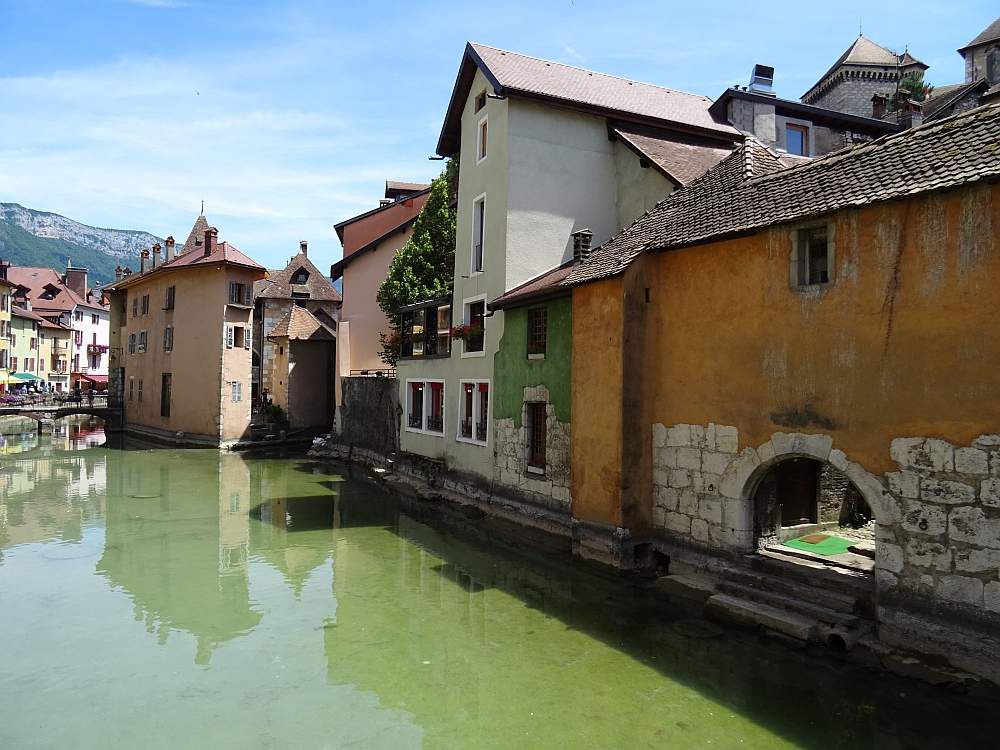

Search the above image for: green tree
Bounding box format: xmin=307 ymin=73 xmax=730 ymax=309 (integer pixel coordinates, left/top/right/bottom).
xmin=376 ymin=162 xmax=458 ymax=365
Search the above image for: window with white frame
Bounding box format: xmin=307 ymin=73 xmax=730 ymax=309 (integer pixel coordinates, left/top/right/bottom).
xmin=231 ymin=381 xmax=243 ymax=402
xmin=460 ymin=296 xmax=486 ymax=355
xmin=458 ymin=380 xmax=489 ymax=444
xmin=471 ymin=195 xmax=485 ymax=274
xmin=477 ymin=116 xmax=488 ymax=163
xmin=137 ymin=330 xmax=147 ymax=353
xmin=406 ymin=380 xmax=444 ymax=434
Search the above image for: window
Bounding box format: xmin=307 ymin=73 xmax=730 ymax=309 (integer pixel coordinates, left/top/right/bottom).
xmin=164 ymin=326 xmax=173 ymax=352
xmin=527 ymin=307 xmax=547 ymax=357
xmin=92 ymin=332 xmax=97 ymax=345
xmin=0 ymin=294 xmax=7 ymax=312
xmin=233 ymin=326 xmax=245 ymax=349
xmin=231 ymin=381 xmax=243 ymax=402
xmin=137 ymin=378 xmax=143 ymax=403
xmin=128 ymin=333 xmax=136 ymax=355
xmin=527 ymin=402 xmax=547 ymax=473
xmin=30 ymin=337 xmax=37 ymax=350
xmin=462 ymin=297 xmax=485 ymax=355
xmin=291 ymin=291 xmax=309 ymax=306
xmin=132 ymin=297 xmax=138 ymax=318
xmin=138 ymin=330 xmax=147 ymax=352
xmin=129 ymin=377 xmax=134 ymax=401
xmin=406 ymin=380 xmax=444 ymax=435
xmin=400 ymin=302 xmax=450 ymax=358
xmin=164 ymin=286 xmax=175 ymax=310
xmin=458 ymin=381 xmax=489 ymax=444
xmin=786 ymin=123 xmax=809 ymax=156
xmin=75 ymin=310 xmax=83 ymax=322
xmin=477 ymin=117 xmax=488 ymax=162
xmin=794 ymin=225 xmax=832 ymax=287
xmin=229 ymin=282 xmax=251 ymax=305
xmin=10 ymin=357 xmax=16 ymax=372
xmin=291 ymin=269 xmax=309 ymax=284
xmin=91 ymin=313 xmax=99 ymax=324
xmin=9 ymin=333 xmax=15 ymax=348
xmin=161 ymin=373 xmax=172 ymax=417
xmin=141 ymin=294 xmax=149 ymax=315
xmin=475 ymin=90 xmax=487 ymax=112
xmin=225 ymin=324 xmax=234 ymax=349
xmin=471 ymin=195 xmax=485 ymax=273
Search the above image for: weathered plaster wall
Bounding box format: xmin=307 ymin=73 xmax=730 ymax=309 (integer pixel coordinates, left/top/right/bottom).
xmin=612 ymin=141 xmax=676 ymax=230
xmin=570 ymin=277 xmax=624 ymax=526
xmin=639 ymin=183 xmax=1000 ymax=476
xmin=287 ymin=340 xmax=333 ymax=428
xmin=493 ymin=297 xmax=572 ymax=425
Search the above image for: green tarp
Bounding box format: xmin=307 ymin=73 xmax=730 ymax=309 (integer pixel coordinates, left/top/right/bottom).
xmin=783 ymin=534 xmax=855 ymax=557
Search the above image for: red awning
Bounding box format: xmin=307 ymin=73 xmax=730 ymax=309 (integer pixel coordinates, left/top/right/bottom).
xmin=79 ymin=374 xmax=109 ymax=385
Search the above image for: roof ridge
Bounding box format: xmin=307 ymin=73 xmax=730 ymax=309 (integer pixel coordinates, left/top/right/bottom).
xmin=470 ymin=41 xmax=713 ymax=103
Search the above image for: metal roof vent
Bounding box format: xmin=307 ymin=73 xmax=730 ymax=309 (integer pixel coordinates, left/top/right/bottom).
xmin=749 ymin=64 xmax=775 ymax=96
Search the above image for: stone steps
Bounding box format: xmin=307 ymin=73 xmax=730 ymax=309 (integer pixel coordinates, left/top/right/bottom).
xmin=704 ymin=593 xmax=819 ymax=643
xmin=716 ymin=580 xmax=861 ymax=627
xmin=749 ymin=548 xmax=875 ymax=602
xmin=722 ymin=566 xmax=862 ymax=614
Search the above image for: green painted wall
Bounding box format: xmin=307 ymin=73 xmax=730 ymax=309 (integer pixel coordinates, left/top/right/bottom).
xmin=494 ymin=295 xmax=572 ymax=426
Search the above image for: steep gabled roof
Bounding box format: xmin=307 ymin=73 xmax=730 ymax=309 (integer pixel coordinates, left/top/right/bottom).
xmin=566 ymin=102 xmax=1000 ymax=287
xmin=923 ymin=79 xmax=989 ymax=122
xmin=267 ymin=305 xmax=336 ymax=341
xmin=257 ymin=250 xmax=341 ymax=303
xmin=181 ymin=214 xmax=210 ymax=254
xmin=5 ymin=266 xmax=107 ymax=312
xmin=436 ymin=42 xmax=739 ymax=155
xmin=960 ymin=15 xmax=1000 ymax=51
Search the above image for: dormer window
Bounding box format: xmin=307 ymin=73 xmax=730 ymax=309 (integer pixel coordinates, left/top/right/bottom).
xmin=291 ymin=268 xmax=310 ymax=285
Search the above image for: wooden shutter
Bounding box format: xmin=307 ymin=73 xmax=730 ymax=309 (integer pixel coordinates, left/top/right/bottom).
xmin=225 ymin=324 xmax=234 ymax=348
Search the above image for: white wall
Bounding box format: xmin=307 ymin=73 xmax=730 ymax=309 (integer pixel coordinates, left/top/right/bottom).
xmin=71 ymin=305 xmax=110 ymax=376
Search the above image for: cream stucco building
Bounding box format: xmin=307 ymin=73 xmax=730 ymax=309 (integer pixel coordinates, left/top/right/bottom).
xmin=396 ymin=42 xmax=742 ymax=484
xmin=106 ymin=217 xmax=266 ymax=446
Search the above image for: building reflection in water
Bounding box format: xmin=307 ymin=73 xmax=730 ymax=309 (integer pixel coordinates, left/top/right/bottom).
xmin=0 ymin=420 xmax=109 ymax=558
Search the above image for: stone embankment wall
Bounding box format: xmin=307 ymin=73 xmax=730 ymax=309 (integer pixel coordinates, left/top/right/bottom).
xmin=335 ymin=376 xmax=399 ymax=455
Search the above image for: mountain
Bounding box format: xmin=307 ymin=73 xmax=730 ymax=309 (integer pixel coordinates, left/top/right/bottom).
xmin=0 ymin=203 xmax=163 ymax=286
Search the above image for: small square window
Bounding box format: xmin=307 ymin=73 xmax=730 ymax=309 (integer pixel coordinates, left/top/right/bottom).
xmin=795 ymin=226 xmax=831 ymax=287
xmin=475 ymin=91 xmax=487 ymax=112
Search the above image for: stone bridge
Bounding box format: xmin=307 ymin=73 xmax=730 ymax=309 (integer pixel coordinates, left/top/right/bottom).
xmin=0 ymin=401 xmax=122 ymax=433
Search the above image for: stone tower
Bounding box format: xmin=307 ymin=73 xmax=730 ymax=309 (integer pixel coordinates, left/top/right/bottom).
xmin=801 ymin=35 xmax=927 ymax=118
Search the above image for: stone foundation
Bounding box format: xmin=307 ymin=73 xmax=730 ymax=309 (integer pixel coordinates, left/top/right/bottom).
xmin=493 ymin=385 xmax=571 ymax=511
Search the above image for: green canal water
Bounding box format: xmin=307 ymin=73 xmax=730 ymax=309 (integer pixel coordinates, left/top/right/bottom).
xmin=0 ymin=420 xmax=997 ymax=749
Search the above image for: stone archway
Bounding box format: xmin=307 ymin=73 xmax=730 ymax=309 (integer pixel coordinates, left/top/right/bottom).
xmin=719 ymin=432 xmax=900 ymax=554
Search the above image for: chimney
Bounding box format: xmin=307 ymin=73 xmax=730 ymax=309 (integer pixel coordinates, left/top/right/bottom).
xmin=140 ymin=248 xmax=150 ymax=273
xmin=165 ymin=236 xmax=175 ymax=262
xmin=64 ymin=265 xmax=89 ymax=297
xmin=572 ymin=229 xmax=593 ymax=263
xmin=871 ymin=93 xmax=887 ymax=120
xmin=300 ymin=240 xmax=308 ymax=257
xmin=204 ymin=227 xmax=218 ymax=257
xmin=748 ymin=64 xmax=775 ymax=96
xmin=901 ymin=99 xmax=923 ymax=129
xmin=115 ymin=265 xmax=123 ymax=281
xmin=152 ymin=242 xmax=161 ymax=268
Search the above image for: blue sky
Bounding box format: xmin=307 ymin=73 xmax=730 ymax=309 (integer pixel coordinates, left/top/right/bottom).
xmin=0 ymin=0 xmax=994 ymax=270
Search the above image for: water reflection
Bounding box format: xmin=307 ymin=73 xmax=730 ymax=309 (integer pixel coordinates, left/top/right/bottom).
xmin=0 ymin=447 xmax=997 ymax=749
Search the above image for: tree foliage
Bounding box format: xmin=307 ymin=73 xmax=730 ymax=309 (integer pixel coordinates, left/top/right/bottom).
xmin=376 ymin=162 xmax=457 ymax=365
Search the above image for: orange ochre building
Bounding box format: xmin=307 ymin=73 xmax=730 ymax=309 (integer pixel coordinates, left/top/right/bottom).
xmin=564 ymin=103 xmax=1000 ymax=680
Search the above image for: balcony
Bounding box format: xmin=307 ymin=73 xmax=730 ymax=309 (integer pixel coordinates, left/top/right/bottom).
xmin=426 ymin=415 xmax=443 ymax=433
xmin=408 ymin=413 xmax=422 ymax=429
xmin=87 ymin=344 xmax=108 ymax=355
xmin=460 ymin=419 xmax=472 ymax=439
xmin=475 ymin=421 xmax=488 ymax=442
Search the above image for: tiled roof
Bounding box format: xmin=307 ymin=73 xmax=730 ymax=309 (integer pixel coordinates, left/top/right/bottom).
xmin=960 ymin=16 xmax=1000 ymax=50
xmin=613 ymin=126 xmax=735 ymax=186
xmin=181 ymin=215 xmax=210 ymax=254
xmin=923 ymin=80 xmax=987 ymax=122
xmin=5 ymin=266 xmax=107 ymax=312
xmin=257 ymin=250 xmax=341 ymax=302
xmin=38 ymin=318 xmax=70 ymax=331
xmin=489 ymin=262 xmax=573 ymax=310
xmin=109 ymin=239 xmax=263 ymax=291
xmin=566 ymin=102 xmax=1000 ymax=286
xmin=437 ymin=42 xmax=739 ymax=154
xmin=267 ymin=305 xmax=336 ymax=341
xmin=11 ymin=304 xmax=44 ymax=322
xmin=385 ymin=180 xmax=429 ymax=194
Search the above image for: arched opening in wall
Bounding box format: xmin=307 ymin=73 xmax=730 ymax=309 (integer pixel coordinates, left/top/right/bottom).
xmin=752 ymin=457 xmax=873 ymax=569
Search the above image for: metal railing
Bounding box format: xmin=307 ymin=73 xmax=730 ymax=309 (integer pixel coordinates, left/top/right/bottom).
xmin=0 ymin=393 xmax=109 ymax=408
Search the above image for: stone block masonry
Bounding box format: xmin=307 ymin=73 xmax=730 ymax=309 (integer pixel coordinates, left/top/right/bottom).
xmin=493 ymin=385 xmax=571 ymax=511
